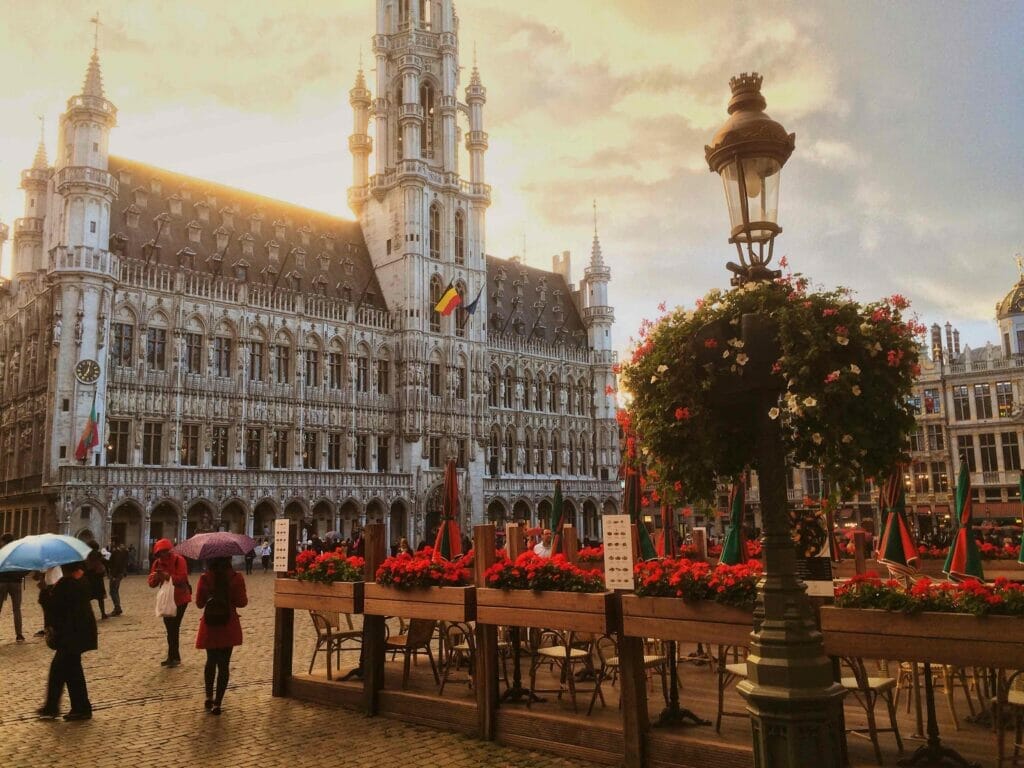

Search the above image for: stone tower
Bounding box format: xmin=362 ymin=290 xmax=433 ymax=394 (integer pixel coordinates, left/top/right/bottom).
xmin=47 ymin=44 xmax=120 ymax=474
xmin=13 ymin=131 xmax=50 ymax=282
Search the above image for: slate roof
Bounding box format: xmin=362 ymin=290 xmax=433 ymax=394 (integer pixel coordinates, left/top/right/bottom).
xmin=485 ymin=255 xmax=588 ymax=348
xmin=106 ymin=156 xmax=386 ymax=311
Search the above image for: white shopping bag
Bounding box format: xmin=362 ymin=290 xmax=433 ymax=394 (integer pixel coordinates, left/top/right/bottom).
xmin=155 ymin=580 xmax=177 ymax=618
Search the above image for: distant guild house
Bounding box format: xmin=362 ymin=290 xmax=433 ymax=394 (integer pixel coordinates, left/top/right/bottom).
xmin=0 ymin=0 xmax=621 ymax=553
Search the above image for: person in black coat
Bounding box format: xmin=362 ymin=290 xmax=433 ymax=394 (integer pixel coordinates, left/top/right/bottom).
xmin=84 ymin=540 xmax=108 ymax=620
xmin=38 ymin=562 xmax=97 ymax=720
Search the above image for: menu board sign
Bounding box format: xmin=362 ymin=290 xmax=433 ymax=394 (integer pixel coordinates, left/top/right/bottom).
xmin=602 ymin=514 xmax=636 ymax=590
xmin=273 ymin=518 xmax=291 ymax=573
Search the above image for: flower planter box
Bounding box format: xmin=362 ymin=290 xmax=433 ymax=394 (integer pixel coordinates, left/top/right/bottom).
xmin=274 ymin=579 xmax=364 ymax=614
xmin=476 ymin=588 xmax=614 ymax=634
xmin=620 ymin=595 xmax=753 ymax=647
xmin=363 ymin=584 xmax=476 ymax=622
xmin=820 ymin=606 xmax=1024 ymax=668
xmin=833 ymin=559 xmax=1024 ymax=581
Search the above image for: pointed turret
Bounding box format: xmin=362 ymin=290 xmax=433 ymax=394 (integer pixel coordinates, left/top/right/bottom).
xmin=347 ymin=59 xmax=373 ymax=215
xmin=14 ymin=124 xmax=50 ymax=277
xmin=32 ymin=138 xmax=48 ymax=170
xmin=82 ymin=48 xmax=105 ymax=98
xmin=581 ymin=201 xmax=613 ymax=355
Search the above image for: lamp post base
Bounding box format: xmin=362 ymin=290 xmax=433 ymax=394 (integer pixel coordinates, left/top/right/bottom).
xmin=741 ymin=683 xmax=847 ymax=768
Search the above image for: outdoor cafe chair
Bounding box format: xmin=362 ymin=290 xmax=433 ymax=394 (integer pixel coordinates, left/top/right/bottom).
xmin=587 ymin=634 xmax=669 ymax=716
xmin=308 ymin=611 xmax=362 ymax=681
xmin=715 ymin=644 xmax=749 ymax=733
xmin=439 ymin=621 xmax=476 ymax=694
xmin=385 ymin=618 xmax=439 ymax=689
xmin=840 ymin=656 xmax=903 ymax=765
xmin=527 ymin=629 xmax=596 ymax=713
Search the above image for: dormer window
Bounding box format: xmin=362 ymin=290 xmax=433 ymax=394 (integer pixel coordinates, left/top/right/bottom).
xmin=250 ymin=213 xmax=263 ymax=236
xmin=240 ymin=233 xmax=254 ymax=258
xmin=187 ymin=221 xmax=202 ymax=244
xmin=133 ymin=187 xmax=148 ymax=209
xmin=215 ymin=227 xmax=230 ymax=253
xmin=233 ymin=259 xmax=249 ymax=282
xmin=177 ymin=247 xmax=197 ymax=270
xmin=150 ymin=178 xmax=162 ymax=195
xmin=299 ymin=225 xmax=311 ymax=246
xmin=289 ymin=272 xmax=301 ymax=291
xmin=154 ymin=213 xmax=172 ymax=241
xmin=220 ymin=208 xmax=234 ymax=229
xmin=319 ymin=253 xmax=330 ymax=272
xmin=124 ymin=205 xmax=141 ymax=229
xmin=168 ymin=194 xmax=183 ymax=217
xmin=342 ymin=257 xmax=355 ymax=277
xmin=118 ymin=170 xmax=133 ymax=187
xmin=273 ymin=220 xmax=286 ymax=241
xmin=320 ymin=233 xmax=335 ymax=253
xmin=314 ymin=275 xmax=328 ymax=295
xmin=340 ymin=282 xmax=353 ymax=302
xmin=266 ymin=240 xmax=280 ymax=263
xmin=194 ymin=201 xmax=210 ymax=223
xmin=292 ymin=248 xmax=306 ymax=270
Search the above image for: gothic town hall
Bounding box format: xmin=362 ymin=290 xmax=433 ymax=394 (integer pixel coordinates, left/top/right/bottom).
xmin=0 ymin=0 xmax=621 ymax=557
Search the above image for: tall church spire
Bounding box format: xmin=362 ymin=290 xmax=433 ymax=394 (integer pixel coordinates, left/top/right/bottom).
xmin=82 ymin=12 xmax=104 ymax=97
xmin=33 ymin=116 xmax=48 ymax=169
xmin=590 ymin=199 xmax=604 ymax=267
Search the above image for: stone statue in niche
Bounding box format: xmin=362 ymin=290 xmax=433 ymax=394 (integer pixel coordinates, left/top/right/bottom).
xmin=559 ymin=387 xmax=567 ymax=411
xmin=516 ymin=444 xmax=526 ymax=470
xmin=74 ymin=316 xmax=83 ymax=344
xmin=515 ymin=379 xmax=524 ymax=407
xmin=52 ymin=318 xmax=62 ymax=345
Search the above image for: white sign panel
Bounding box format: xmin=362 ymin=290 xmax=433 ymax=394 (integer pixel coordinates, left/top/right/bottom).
xmin=602 ymin=514 xmax=636 ymax=590
xmin=273 ymin=518 xmax=291 ymax=573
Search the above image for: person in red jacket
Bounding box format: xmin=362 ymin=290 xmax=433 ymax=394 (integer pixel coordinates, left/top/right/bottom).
xmin=147 ymin=538 xmax=191 ymax=667
xmin=195 ymin=556 xmax=247 ymax=715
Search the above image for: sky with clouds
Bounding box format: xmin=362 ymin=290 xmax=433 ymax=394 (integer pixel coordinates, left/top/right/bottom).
xmin=1 ymin=0 xmax=1022 ymax=357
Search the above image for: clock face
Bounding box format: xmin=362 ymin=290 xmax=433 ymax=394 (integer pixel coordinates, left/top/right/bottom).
xmin=75 ymin=358 xmax=101 ymax=384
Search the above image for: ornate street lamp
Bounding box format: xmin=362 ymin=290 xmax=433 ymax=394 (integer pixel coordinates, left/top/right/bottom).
xmin=705 ymin=74 xmax=846 ymax=768
xmin=705 ymin=72 xmax=795 ymax=286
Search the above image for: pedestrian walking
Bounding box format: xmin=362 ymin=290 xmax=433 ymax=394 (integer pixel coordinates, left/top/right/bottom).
xmin=84 ymin=540 xmax=108 ymax=620
xmin=106 ymin=539 xmax=129 ymax=616
xmin=147 ymin=538 xmax=191 ymax=667
xmin=37 ymin=561 xmax=97 ymax=720
xmin=195 ymin=556 xmax=247 ymax=715
xmin=244 ymin=546 xmax=256 ymax=575
xmin=260 ymin=541 xmax=272 ymax=572
xmin=0 ymin=532 xmax=25 ymax=642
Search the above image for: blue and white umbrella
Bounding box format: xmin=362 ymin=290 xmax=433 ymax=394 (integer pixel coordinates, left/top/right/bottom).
xmin=0 ymin=533 xmax=93 ymax=572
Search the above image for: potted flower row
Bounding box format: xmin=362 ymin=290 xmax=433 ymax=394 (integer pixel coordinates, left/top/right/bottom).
xmin=273 ymin=550 xmax=366 ymax=614
xmin=620 ymin=558 xmax=760 ymax=646
xmin=478 ymin=553 xmax=613 ymax=634
xmin=821 ymin=574 xmax=1024 ymax=668
xmin=364 ymin=547 xmax=477 ymax=622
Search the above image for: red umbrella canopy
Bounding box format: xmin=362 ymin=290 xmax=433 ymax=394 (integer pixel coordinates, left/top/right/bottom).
xmin=432 ymin=459 xmax=463 ymax=562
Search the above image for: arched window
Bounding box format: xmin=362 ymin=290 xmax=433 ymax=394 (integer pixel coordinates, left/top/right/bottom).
xmin=420 ymin=83 xmax=435 ymax=158
xmin=489 ymin=427 xmax=500 ymax=477
xmin=455 ymin=280 xmax=467 ymax=338
xmin=580 ymin=435 xmax=589 ymax=476
xmin=548 ymin=373 xmax=559 ymax=412
xmin=552 ymin=432 xmax=561 ymax=475
xmin=568 ymin=434 xmax=577 ymax=475
xmin=537 ymin=432 xmax=546 ymax=474
xmin=503 ymin=368 xmax=514 ymax=409
xmin=504 ymin=430 xmax=515 ymax=473
xmin=535 ymin=374 xmax=545 ymax=412
xmin=566 ymin=377 xmax=575 ymax=414
xmin=429 ymin=203 xmax=441 ymax=260
xmin=488 ymin=368 xmax=498 ymax=407
xmin=454 ymin=210 xmax=466 ymax=265
xmin=524 ymin=432 xmax=533 ymax=474
xmin=577 ymin=382 xmax=587 ymax=416
xmin=429 ymin=274 xmax=443 ymax=333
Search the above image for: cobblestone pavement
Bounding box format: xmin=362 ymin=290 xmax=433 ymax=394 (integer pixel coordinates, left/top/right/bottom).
xmin=0 ymin=572 xmax=602 ymax=768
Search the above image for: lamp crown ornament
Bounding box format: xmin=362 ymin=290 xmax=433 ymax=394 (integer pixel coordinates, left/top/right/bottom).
xmin=727 ymin=71 xmax=766 ymax=112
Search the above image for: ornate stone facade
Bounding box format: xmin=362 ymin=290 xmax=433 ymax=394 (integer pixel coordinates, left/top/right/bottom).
xmin=0 ymin=0 xmax=620 ymax=558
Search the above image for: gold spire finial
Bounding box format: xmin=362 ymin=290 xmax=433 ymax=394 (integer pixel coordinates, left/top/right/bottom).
xmin=1016 ymin=253 xmax=1023 ymax=281
xmin=593 ymin=199 xmax=598 ymax=237
xmin=89 ymin=11 xmax=100 ymax=51
xmin=38 ymin=114 xmax=45 ymax=143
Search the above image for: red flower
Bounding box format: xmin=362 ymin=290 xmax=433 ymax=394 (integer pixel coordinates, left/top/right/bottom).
xmin=674 ymin=406 xmax=690 ymax=421
xmin=703 ymin=338 xmax=718 ymax=349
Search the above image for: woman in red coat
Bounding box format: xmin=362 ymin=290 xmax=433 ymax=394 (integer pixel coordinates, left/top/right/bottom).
xmin=195 ymin=556 xmax=247 ymax=715
xmin=147 ymin=538 xmax=191 ymax=667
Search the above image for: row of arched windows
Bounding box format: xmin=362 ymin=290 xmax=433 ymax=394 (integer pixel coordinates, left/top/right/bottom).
xmin=488 ymin=427 xmax=592 ymax=477
xmin=487 ymin=367 xmax=591 ymax=415
xmin=427 ymin=203 xmax=466 ymax=265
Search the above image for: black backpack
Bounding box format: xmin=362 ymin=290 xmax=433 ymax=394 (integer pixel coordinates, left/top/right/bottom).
xmin=204 ymin=578 xmax=230 ymax=627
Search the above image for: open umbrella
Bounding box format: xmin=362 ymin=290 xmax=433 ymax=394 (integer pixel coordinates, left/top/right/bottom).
xmin=0 ymin=533 xmax=92 ymax=572
xmin=719 ymin=480 xmax=747 ymax=565
xmin=875 ymin=466 xmax=918 ymax=578
xmin=944 ymin=459 xmax=984 ymax=581
xmin=175 ymin=531 xmax=257 ymax=561
xmin=656 ymin=504 xmax=679 ymax=558
xmin=432 ymin=459 xmax=463 ymax=562
xmin=623 ymin=468 xmax=658 ymax=560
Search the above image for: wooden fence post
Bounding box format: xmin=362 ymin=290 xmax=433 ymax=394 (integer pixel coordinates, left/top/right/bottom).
xmin=853 ymin=530 xmax=867 ymax=575
xmin=562 ymin=524 xmax=579 ymax=564
xmin=618 ymin=630 xmax=649 ymax=768
xmin=362 ymin=523 xmax=387 ymax=715
xmin=506 ymin=522 xmax=525 ymax=559
xmin=272 ymin=519 xmax=297 ymax=698
xmin=474 ymin=524 xmax=498 ymax=740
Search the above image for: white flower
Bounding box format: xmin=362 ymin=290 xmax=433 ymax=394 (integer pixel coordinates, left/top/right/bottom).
xmin=842 ymin=434 xmax=854 ymax=444
xmin=849 ymin=364 xmax=861 ymax=375
xmin=852 ymin=385 xmax=861 ymax=396
xmin=803 ymin=396 xmax=817 ymax=407
xmin=836 ymin=336 xmax=850 ymax=346
xmin=650 ymin=375 xmax=658 ymax=384
xmin=722 ymin=350 xmax=731 ymax=358
xmin=768 ymin=407 xmax=781 ymax=420
xmin=736 ymin=353 xmax=749 ymax=366
xmin=656 ymin=364 xmax=668 ymax=374
xmin=728 ymin=338 xmax=745 ymax=348
xmin=812 ymin=432 xmax=823 ymax=445
xmin=860 ymin=322 xmax=873 ymax=335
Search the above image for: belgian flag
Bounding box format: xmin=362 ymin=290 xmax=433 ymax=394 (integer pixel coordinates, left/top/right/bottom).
xmin=434 ymin=281 xmax=461 ymax=316
xmin=74 ymin=393 xmax=99 ymax=461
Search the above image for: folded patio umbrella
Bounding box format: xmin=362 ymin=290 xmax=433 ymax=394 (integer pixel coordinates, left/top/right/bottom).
xmin=875 ymin=466 xmax=918 ymax=578
xmin=0 ymin=533 xmax=92 ymax=572
xmin=1018 ymin=472 xmax=1024 ymax=567
xmin=656 ymin=504 xmax=679 ymax=558
xmin=549 ymin=479 xmax=566 ymax=556
xmin=719 ymin=480 xmax=747 ymax=566
xmin=943 ymin=459 xmax=984 ymax=582
xmin=623 ymin=468 xmax=658 ymax=560
xmin=432 ymin=459 xmax=463 ymax=562
xmin=175 ymin=531 xmax=258 ymax=561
